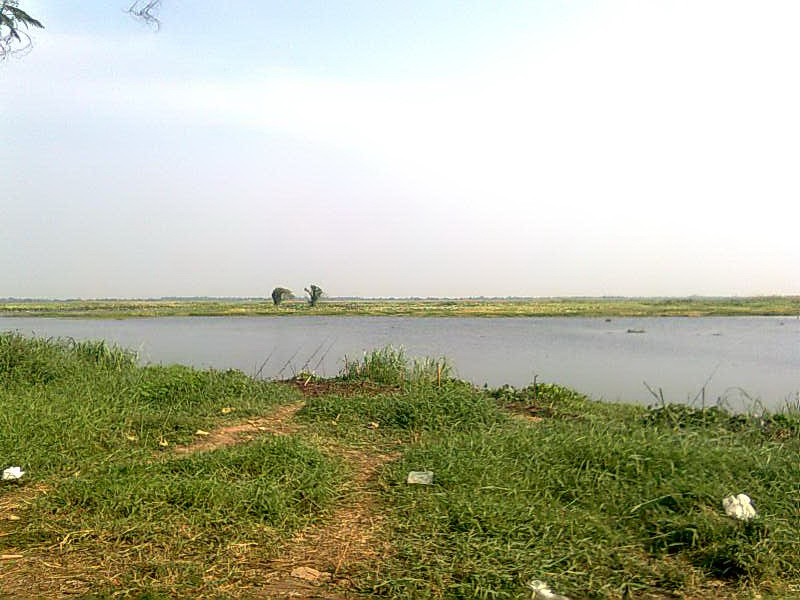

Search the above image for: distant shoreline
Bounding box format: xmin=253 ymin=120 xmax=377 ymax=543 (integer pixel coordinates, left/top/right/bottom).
xmin=1 ymin=296 xmax=798 ymax=319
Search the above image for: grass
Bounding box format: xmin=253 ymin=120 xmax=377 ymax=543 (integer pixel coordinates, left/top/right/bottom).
xmin=375 ymin=421 xmax=799 ymax=598
xmin=0 ymin=332 xmax=298 ymax=475
xmin=298 ymin=379 xmax=800 ymax=598
xmin=23 ymin=435 xmax=344 ymax=557
xmin=300 ymin=380 xmax=506 ymax=434
xmin=42 ymin=435 xmax=342 ymax=534
xmin=1 ymin=295 xmax=800 ymax=318
xmin=8 ymin=436 xmax=345 ymax=598
xmin=2 ymin=334 xmax=800 ymax=598
xmin=340 ymin=346 xmax=453 ymax=387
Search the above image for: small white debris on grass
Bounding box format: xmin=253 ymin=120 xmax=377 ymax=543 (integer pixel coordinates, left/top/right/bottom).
xmin=528 ymin=580 xmax=571 ymax=600
xmin=722 ymin=493 xmax=757 ymax=521
xmin=2 ymin=467 xmax=24 ymax=481
xmin=195 ymin=429 xmax=210 ymax=436
xmin=406 ymin=470 xmax=434 ymax=485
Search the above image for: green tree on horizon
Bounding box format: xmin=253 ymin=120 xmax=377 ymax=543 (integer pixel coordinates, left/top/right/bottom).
xmin=304 ymin=285 xmax=323 ymax=307
xmin=271 ymin=287 xmax=294 ymax=306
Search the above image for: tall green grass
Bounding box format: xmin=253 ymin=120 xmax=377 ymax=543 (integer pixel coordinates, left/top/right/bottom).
xmin=9 ymin=436 xmax=345 ymax=597
xmin=4 ymin=334 xmax=800 ymax=598
xmin=313 ymin=346 xmax=469 ymax=434
xmin=340 ymin=346 xmax=452 ymax=387
xmin=0 ymin=333 xmax=297 ymax=476
xmin=300 ymin=380 xmax=506 ymax=432
xmin=369 ymin=386 xmax=800 ymax=599
xmin=0 ymin=333 xmax=136 ymax=386
xmin=25 ymin=435 xmax=343 ymax=543
xmin=0 ymin=334 xmax=342 ymax=597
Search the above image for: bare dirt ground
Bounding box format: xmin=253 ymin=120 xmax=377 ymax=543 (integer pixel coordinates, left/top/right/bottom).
xmin=255 ymin=443 xmax=398 ymax=599
xmin=173 ymin=401 xmax=305 ymax=456
xmin=281 ymin=379 xmax=397 ymax=399
xmin=174 ymin=395 xmax=398 ymax=599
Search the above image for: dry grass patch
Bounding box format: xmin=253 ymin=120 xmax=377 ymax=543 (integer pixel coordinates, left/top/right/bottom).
xmin=283 ymin=378 xmax=398 ymax=399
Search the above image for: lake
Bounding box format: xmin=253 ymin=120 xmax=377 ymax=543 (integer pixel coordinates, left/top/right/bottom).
xmin=1 ymin=316 xmax=798 ymax=410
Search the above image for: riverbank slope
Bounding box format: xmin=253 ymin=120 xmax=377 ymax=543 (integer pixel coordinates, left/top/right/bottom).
xmin=1 ymin=336 xmax=799 ymax=598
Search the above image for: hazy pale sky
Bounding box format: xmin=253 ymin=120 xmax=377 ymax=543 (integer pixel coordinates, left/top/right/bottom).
xmin=2 ymin=1 xmax=798 ymax=298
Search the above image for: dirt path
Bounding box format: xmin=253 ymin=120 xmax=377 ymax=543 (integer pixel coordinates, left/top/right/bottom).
xmin=0 ymin=400 xmax=399 ymax=599
xmin=173 ymin=401 xmax=305 ymax=456
xmin=256 ymin=444 xmax=398 ymax=599
xmin=175 ymin=399 xmax=399 ymax=598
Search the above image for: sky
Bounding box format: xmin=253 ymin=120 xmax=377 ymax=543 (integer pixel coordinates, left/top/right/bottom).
xmin=2 ymin=0 xmax=799 ymax=298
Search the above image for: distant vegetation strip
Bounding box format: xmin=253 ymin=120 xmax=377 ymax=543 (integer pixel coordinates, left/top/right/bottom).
xmin=0 ymin=296 xmax=799 ymax=318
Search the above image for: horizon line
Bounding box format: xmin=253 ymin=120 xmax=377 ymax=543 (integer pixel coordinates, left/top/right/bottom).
xmin=2 ymin=294 xmax=798 ymax=303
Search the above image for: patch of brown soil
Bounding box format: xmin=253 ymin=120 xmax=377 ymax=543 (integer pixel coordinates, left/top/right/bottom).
xmin=0 ymin=482 xmax=48 ymax=537
xmin=0 ymin=549 xmax=112 ymax=598
xmin=174 ymin=401 xmax=305 ymax=456
xmin=512 ymin=412 xmax=544 ymax=424
xmin=283 ymin=378 xmax=397 ymax=399
xmin=0 ymin=482 xmax=47 ymax=513
xmin=256 ymin=445 xmax=399 ymax=599
xmin=0 ymin=484 xmax=109 ymax=599
xmin=502 ymin=401 xmax=555 ymax=420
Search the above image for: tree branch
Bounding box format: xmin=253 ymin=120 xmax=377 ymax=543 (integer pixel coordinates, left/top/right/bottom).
xmin=127 ymin=0 xmax=161 ymax=30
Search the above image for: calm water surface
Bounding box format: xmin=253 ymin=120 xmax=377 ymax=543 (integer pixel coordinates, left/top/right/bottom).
xmin=2 ymin=316 xmax=798 ymax=410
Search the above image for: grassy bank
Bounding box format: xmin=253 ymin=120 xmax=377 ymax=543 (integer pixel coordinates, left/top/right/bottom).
xmin=2 ymin=336 xmax=799 ymax=598
xmin=1 ymin=295 xmax=800 ymax=318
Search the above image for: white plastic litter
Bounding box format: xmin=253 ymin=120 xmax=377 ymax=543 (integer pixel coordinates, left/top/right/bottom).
xmin=2 ymin=467 xmax=24 ymax=481
xmin=406 ymin=470 xmax=434 ymax=485
xmin=722 ymin=493 xmax=757 ymax=521
xmin=528 ymin=580 xmax=571 ymax=600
